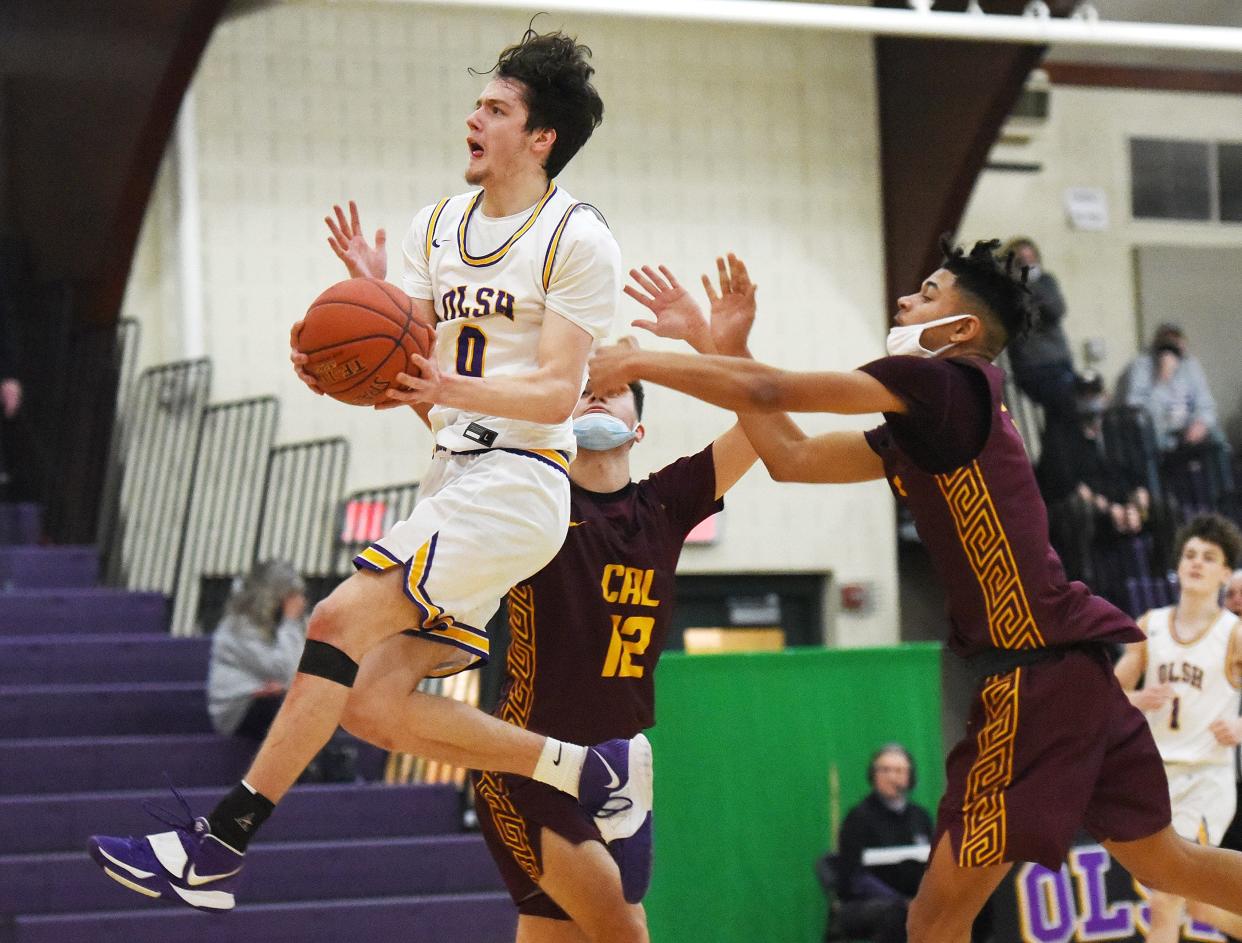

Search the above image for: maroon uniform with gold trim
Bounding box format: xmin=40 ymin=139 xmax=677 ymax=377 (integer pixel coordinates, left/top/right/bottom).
xmin=472 ymin=446 xmax=721 ymax=918
xmin=862 ymin=355 xmax=1169 ymax=869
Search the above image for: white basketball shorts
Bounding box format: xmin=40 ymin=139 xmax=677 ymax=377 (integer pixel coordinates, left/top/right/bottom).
xmin=353 ymin=447 xmax=571 ymax=676
xmin=1165 ymin=761 xmax=1237 ymax=846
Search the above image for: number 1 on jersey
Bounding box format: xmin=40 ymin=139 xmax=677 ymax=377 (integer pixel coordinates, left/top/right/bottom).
xmin=1170 ymin=695 xmax=1180 ymax=730
xmin=456 ymin=325 xmax=486 ymax=377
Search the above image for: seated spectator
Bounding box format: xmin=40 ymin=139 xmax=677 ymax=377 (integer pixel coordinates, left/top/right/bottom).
xmin=827 ymin=744 xmax=933 ymax=943
xmin=1001 ymin=237 xmax=1077 ymax=421
xmin=1228 ymin=569 xmax=1242 ymax=619
xmin=1037 ymin=372 xmax=1151 ymax=590
xmin=207 ymin=560 xmax=308 ymax=740
xmin=1117 ymin=323 xmax=1221 ymax=455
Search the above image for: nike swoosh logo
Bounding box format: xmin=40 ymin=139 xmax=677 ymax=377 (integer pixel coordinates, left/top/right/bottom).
xmin=431 ymin=238 xmax=445 ymax=248
xmin=185 ymin=863 xmax=244 ymax=887
xmin=568 ymin=521 xmax=586 ymax=528
xmin=598 ymin=754 xmax=622 ymax=791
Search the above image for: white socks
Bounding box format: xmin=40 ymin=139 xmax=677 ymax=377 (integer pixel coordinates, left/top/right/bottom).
xmin=532 ymin=737 xmax=587 ymax=798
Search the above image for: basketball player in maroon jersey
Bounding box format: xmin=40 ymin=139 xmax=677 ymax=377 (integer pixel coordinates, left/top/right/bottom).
xmin=588 ymin=243 xmax=1242 ymax=942
xmin=470 ymin=263 xmax=756 ymax=940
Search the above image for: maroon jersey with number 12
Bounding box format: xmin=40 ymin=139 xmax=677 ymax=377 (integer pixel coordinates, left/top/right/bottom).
xmin=496 ymin=444 xmax=722 ymax=745
xmin=472 ymin=445 xmax=722 ymax=920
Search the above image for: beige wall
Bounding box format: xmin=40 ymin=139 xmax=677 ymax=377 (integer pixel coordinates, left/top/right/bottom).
xmin=961 ymin=82 xmax=1242 ymax=392
xmin=121 ymin=2 xmax=898 ymax=645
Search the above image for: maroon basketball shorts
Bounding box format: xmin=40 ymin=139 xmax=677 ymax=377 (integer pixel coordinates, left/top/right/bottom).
xmin=936 ymin=645 xmax=1171 ymax=870
xmin=471 ymin=769 xmax=602 ymax=920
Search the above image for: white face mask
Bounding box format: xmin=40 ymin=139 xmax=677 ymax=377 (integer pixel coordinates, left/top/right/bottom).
xmin=885 ymin=314 xmax=972 ymax=359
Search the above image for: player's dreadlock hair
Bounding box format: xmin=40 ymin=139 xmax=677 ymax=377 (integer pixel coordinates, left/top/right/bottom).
xmin=1174 ymin=513 xmax=1242 ymax=571
xmin=481 ymin=26 xmax=604 ymax=179
xmin=939 ymin=235 xmax=1035 ymax=355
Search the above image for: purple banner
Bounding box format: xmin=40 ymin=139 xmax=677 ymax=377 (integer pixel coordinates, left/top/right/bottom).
xmin=994 ymin=844 xmax=1227 ymax=943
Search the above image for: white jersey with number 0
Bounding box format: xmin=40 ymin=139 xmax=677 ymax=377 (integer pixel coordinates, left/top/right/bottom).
xmin=400 ymin=182 xmax=621 ymax=454
xmin=1143 ymin=605 xmax=1240 ymax=766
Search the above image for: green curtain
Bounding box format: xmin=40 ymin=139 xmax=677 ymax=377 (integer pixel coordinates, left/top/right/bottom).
xmin=645 ymin=643 xmax=944 ymax=943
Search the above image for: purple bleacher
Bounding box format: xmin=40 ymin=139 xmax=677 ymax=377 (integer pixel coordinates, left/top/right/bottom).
xmin=0 ymin=538 xmax=513 ymax=940
xmin=2 ymin=834 xmax=503 ymax=915
xmin=0 ymin=588 xmax=167 ymax=635
xmin=0 ymin=502 xmax=41 ymax=545
xmin=0 ymin=734 xmax=255 ymax=794
xmin=12 ymin=892 xmax=517 ymax=943
xmin=0 ymin=782 xmax=462 ymax=854
xmin=0 ymin=545 xmax=98 ymax=589
xmin=0 ymin=634 xmax=210 ymax=685
xmin=0 ymin=682 xmax=212 ymax=737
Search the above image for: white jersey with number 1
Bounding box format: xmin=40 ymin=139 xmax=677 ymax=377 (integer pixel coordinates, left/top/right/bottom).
xmin=400 ymin=182 xmax=621 ymax=454
xmin=1143 ymin=605 xmax=1240 ymax=767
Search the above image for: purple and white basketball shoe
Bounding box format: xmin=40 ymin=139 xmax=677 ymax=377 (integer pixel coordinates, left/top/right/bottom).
xmin=608 ymin=811 xmax=654 ymax=904
xmin=578 ymin=733 xmax=653 ymax=844
xmin=88 ymin=790 xmax=243 ymax=912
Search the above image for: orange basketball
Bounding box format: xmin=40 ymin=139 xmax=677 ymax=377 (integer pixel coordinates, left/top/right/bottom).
xmin=296 ymin=278 xmax=435 ymax=406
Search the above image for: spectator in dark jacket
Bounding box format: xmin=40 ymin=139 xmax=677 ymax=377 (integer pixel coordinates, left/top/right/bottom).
xmin=1002 ymin=237 xmax=1076 ymax=421
xmin=832 ymin=744 xmax=934 ymax=943
xmin=1037 ymin=373 xmax=1152 ymax=593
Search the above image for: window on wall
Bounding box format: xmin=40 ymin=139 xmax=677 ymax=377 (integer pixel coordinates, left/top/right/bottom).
xmin=1218 ymin=143 xmax=1242 ymax=223
xmin=1130 ymin=137 xmax=1242 ymax=223
xmin=1130 ymin=138 xmax=1211 ymax=221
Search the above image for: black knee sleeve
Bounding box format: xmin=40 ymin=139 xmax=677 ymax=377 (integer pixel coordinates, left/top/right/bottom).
xmin=298 ymin=639 xmax=359 ymax=687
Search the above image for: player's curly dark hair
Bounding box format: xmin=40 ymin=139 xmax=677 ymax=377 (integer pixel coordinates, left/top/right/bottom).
xmin=1174 ymin=513 xmax=1242 ymax=571
xmin=939 ymin=235 xmax=1035 ymax=354
xmin=482 ymin=27 xmax=604 ymax=179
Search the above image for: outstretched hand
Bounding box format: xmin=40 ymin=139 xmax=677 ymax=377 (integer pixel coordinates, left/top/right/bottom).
xmin=325 ymin=200 xmax=387 ymax=280
xmin=704 ymin=253 xmax=757 ymax=357
xmin=624 ymin=265 xmax=711 ymax=351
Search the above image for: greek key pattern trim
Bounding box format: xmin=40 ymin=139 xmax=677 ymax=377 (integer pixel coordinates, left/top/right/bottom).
xmin=959 ymin=668 xmax=1022 ymax=867
xmin=476 ymin=771 xmax=541 ymax=880
xmin=502 ymin=584 xmax=537 ymax=728
xmin=936 ymin=462 xmax=1045 ymax=650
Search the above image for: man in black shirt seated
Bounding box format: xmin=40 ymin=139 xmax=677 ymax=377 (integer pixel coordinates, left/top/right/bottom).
xmin=833 ymin=744 xmax=934 ymax=943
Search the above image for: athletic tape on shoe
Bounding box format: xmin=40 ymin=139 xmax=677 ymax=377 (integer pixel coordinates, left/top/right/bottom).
xmin=297 ymin=639 xmax=359 ymax=687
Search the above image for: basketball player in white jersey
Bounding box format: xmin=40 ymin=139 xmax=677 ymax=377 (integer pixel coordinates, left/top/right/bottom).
xmin=1116 ymin=513 xmax=1242 ymax=942
xmin=89 ymin=30 xmax=653 ymax=922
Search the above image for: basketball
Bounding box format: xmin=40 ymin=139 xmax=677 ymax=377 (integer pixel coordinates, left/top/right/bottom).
xmin=295 ymin=277 xmax=435 ymax=406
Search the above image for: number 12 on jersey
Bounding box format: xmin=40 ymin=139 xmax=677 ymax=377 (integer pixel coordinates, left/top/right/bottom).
xmin=602 ymin=615 xmax=654 ymax=678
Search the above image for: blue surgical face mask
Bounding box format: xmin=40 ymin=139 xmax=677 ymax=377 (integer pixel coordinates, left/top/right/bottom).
xmin=573 ymin=412 xmax=637 ymax=451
